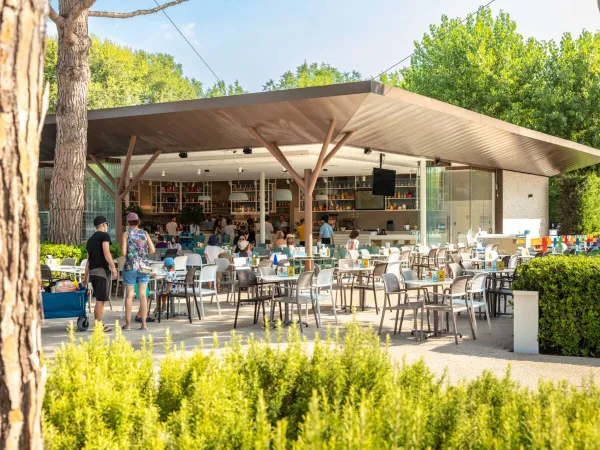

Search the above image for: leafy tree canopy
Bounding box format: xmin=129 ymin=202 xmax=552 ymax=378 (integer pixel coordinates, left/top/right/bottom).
xmin=44 ymin=36 xmax=245 ymax=113
xmin=263 ymin=61 xmax=361 ymax=91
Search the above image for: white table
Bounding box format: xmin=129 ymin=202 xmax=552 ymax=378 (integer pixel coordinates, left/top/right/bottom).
xmin=259 ymin=274 xmax=301 ymax=324
xmin=336 ymin=266 xmax=375 ymax=311
xmin=405 ymin=279 xmax=453 ymax=337
xmin=464 ymin=268 xmax=514 ymax=316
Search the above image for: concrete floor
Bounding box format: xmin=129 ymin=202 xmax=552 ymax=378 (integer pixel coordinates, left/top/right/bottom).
xmin=41 ymin=289 xmax=600 ymax=390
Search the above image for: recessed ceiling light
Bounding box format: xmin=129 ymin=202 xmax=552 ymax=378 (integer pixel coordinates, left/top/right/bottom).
xmin=197 ymin=169 xmax=202 ymax=175
xmin=162 ymin=170 xmax=166 ymax=177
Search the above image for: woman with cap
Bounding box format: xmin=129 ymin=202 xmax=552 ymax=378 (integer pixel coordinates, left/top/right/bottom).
xmin=204 ymin=234 xmax=222 ymax=264
xmin=121 ymin=212 xmax=155 ymax=331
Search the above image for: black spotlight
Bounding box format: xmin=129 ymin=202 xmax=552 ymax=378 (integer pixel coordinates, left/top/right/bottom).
xmin=179 ymin=152 xmax=188 ymax=159
xmin=243 ymin=147 xmax=252 ymax=155
xmin=364 ymin=147 xmax=372 ymax=155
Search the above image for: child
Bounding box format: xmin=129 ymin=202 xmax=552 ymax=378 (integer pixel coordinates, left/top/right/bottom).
xmin=157 ymin=257 xmax=177 ymax=318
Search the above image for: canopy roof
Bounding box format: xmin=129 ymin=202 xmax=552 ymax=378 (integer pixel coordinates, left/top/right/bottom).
xmin=40 ymin=81 xmax=600 ymax=176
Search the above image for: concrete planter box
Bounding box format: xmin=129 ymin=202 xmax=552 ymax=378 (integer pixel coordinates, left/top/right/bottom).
xmin=513 ymin=290 xmax=539 ymax=354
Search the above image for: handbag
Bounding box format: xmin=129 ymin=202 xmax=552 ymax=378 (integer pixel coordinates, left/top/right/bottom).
xmin=137 ymin=259 xmax=152 ymax=275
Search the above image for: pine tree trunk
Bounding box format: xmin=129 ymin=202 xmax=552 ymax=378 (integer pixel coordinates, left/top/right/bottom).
xmin=48 ymin=0 xmax=91 ymax=244
xmin=0 ymin=0 xmax=48 ymax=448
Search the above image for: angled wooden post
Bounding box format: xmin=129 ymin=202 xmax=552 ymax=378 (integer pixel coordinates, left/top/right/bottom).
xmin=86 ymin=166 xmax=116 ymax=199
xmin=323 ymin=130 xmax=356 ymax=167
xmin=121 ymin=149 xmax=162 ymax=199
xmin=88 ymin=154 xmax=116 ymax=185
xmin=118 ymin=135 xmax=136 ymax=194
xmin=309 ymin=119 xmax=336 ymax=193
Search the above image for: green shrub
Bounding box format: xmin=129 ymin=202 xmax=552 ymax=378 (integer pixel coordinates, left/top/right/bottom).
xmin=512 ymin=256 xmax=600 ymax=357
xmin=556 ymin=170 xmax=600 ymax=234
xmin=44 ymin=321 xmax=600 ymax=449
xmin=40 ymin=242 xmax=121 ymax=264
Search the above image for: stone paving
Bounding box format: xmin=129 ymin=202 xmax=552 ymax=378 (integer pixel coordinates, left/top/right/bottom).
xmin=41 ymin=290 xmax=600 ymax=390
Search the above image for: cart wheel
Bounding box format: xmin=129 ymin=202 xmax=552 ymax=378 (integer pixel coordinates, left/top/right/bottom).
xmin=77 ymin=317 xmax=89 ymax=332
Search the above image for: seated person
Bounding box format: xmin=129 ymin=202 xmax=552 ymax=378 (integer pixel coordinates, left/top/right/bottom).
xmin=286 ymin=234 xmax=296 ymax=252
xmin=156 ymin=257 xmax=177 ymax=318
xmin=346 ymin=229 xmax=360 ymax=251
xmin=155 ymin=235 xmax=169 ymax=249
xmin=274 ymin=231 xmax=286 ymax=247
xmin=204 ymin=234 xmax=222 ymax=264
xmin=236 ymin=238 xmax=251 ymax=257
xmin=169 ymin=235 xmax=183 ymax=255
xmin=233 ymin=227 xmax=248 ymax=249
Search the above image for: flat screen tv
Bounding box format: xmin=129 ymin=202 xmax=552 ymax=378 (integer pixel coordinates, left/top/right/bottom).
xmin=355 ymin=190 xmax=385 ymax=210
xmin=372 ymin=168 xmax=396 ymax=196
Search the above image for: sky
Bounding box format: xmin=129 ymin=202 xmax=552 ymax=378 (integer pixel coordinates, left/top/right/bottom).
xmin=48 ymin=0 xmax=600 ymax=93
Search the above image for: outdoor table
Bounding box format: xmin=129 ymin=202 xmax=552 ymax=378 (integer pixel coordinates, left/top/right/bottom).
xmin=464 ymin=268 xmax=515 ymax=316
xmin=335 ymin=266 xmax=375 ymax=312
xmin=48 ymin=265 xmax=86 ymax=282
xmin=258 ymin=274 xmax=300 ymax=325
xmin=517 ymin=255 xmax=535 ymax=263
xmin=461 ymin=258 xmax=483 ymax=268
xmin=404 ymin=279 xmax=453 ymax=337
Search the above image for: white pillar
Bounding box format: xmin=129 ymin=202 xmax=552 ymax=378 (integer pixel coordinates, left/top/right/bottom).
xmin=260 ymin=172 xmax=266 ymax=244
xmin=513 ymin=290 xmax=539 ymax=354
xmin=419 ymin=160 xmax=427 ymax=246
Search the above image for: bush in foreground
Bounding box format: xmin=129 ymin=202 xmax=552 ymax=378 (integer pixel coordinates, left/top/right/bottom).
xmin=513 ymin=255 xmax=600 ymax=357
xmin=43 ymin=322 xmax=600 ymax=449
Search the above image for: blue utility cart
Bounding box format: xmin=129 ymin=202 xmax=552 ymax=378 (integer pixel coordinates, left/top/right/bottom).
xmin=42 ymin=290 xmax=89 ymax=331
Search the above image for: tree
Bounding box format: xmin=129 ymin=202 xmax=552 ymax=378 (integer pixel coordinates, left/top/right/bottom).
xmin=263 ymin=62 xmax=362 ymax=91
xmin=47 ymin=0 xmax=189 ymax=244
xmin=0 ymin=0 xmax=47 ymax=447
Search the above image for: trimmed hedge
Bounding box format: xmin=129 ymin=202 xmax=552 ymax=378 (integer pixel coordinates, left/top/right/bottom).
xmin=40 ymin=242 xmax=121 ymax=265
xmin=43 ymin=322 xmax=600 ymax=448
xmin=513 ymin=256 xmax=600 ymax=357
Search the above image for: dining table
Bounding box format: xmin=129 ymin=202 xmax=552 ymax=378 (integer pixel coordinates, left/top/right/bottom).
xmin=404 ymin=279 xmax=453 ymax=337
xmin=335 ymin=265 xmax=375 ymax=312
xmin=258 ymin=273 xmax=301 ymax=325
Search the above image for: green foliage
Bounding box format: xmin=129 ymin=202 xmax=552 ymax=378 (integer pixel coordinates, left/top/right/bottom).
xmin=179 ymin=204 xmax=204 ymax=225
xmin=263 ymin=61 xmax=362 ymax=91
xmin=40 ymin=242 xmax=121 ymax=263
xmin=512 ymin=256 xmax=600 ymax=356
xmin=44 ymin=321 xmax=600 ymax=448
xmin=43 ymin=36 xmax=245 ymax=113
xmin=556 ymin=171 xmax=600 ymax=234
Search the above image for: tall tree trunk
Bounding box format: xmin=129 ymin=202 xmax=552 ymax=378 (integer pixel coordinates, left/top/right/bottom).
xmin=0 ymin=0 xmax=48 ymax=448
xmin=48 ymin=0 xmax=90 ymax=244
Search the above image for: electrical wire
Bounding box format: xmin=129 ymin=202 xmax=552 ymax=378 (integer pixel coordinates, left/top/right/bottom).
xmin=153 ymin=0 xmax=222 ymax=83
xmin=371 ymin=0 xmax=498 ymax=80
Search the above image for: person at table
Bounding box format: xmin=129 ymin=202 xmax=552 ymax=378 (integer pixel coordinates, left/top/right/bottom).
xmin=205 ymin=234 xmax=222 ymax=264
xmin=233 ymin=227 xmax=248 ymax=249
xmin=83 ymin=215 xmax=118 ymax=332
xmin=318 ymin=215 xmax=334 ymax=245
xmin=246 ymin=217 xmax=257 ymax=245
xmin=263 ymin=216 xmax=274 ymax=243
xmin=166 ymin=215 xmax=178 ymax=237
xmin=275 ymin=215 xmax=287 ymax=231
xmin=169 ymin=235 xmax=183 ymax=255
xmin=237 ymin=238 xmax=251 ymax=257
xmin=286 ymin=234 xmax=296 ymax=252
xmin=155 ymin=235 xmax=168 ymax=249
xmin=346 ymin=229 xmax=360 ymax=251
xmin=296 ymin=218 xmax=305 ymax=246
xmin=203 ymin=215 xmax=215 ymax=230
xmin=223 ymin=218 xmax=236 ymax=243
xmin=155 ymin=257 xmax=177 ymax=320
xmin=274 ymin=231 xmax=286 ymax=247
xmin=121 ymin=212 xmax=155 ymax=331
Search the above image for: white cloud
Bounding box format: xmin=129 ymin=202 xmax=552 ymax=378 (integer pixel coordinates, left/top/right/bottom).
xmin=182 ymin=22 xmax=197 ymax=39
xmin=164 ymin=32 xmax=174 ymax=40
xmin=159 ymin=23 xmax=170 ymax=30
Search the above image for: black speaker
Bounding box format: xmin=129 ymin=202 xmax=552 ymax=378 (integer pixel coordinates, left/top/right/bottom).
xmin=372 ymin=168 xmax=396 ymax=196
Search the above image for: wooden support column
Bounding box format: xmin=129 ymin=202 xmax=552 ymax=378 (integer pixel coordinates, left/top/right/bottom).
xmin=115 ymin=177 xmax=122 ymax=238
xmin=304 ymin=168 xmax=313 ymax=261
xmin=86 ymin=166 xmax=116 ymax=199
xmin=118 ymin=135 xmax=136 ymax=194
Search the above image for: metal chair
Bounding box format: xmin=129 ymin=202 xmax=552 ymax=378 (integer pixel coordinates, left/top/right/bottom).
xmin=186 ymin=253 xmax=202 ymax=267
xmin=379 ymin=273 xmax=425 ymax=337
xmin=113 ymin=256 xmax=125 ymax=296
xmin=195 ymin=264 xmax=219 ymax=316
xmin=353 ymin=262 xmax=387 ymax=314
xmin=234 ymin=269 xmax=269 ymax=329
xmin=448 ymin=263 xmax=463 ymax=279
xmin=313 ymin=268 xmax=337 ymax=324
xmin=413 ymin=248 xmax=437 ymax=278
xmin=61 ymin=257 xmax=76 ymax=266
xmin=399 ymin=250 xmax=411 ymax=268
xmin=269 ymin=271 xmax=317 ymax=333
xmin=216 ymin=257 xmax=235 ymax=303
xmin=164 ymin=248 xmax=178 ymax=259
xmin=163 ymin=267 xmax=202 ymax=324
xmin=436 ymin=248 xmax=448 ymax=269
xmin=425 ymin=275 xmax=476 ymax=345
xmin=464 ymin=272 xmax=492 ymax=335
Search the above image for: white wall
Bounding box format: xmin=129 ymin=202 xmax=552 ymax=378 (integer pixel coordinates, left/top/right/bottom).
xmin=502 ymin=171 xmax=548 ymax=238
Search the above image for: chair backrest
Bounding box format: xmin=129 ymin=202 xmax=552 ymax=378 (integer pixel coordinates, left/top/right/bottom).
xmin=41 ymin=264 xmax=53 ymax=283
xmin=450 ymin=254 xmax=461 ymax=265
xmin=401 ymin=246 xmax=411 ymax=252
xmin=534 ymin=252 xmax=544 ymax=258
xmin=489 ymin=250 xmax=499 ymax=261
xmin=430 ymin=244 xmax=438 ymax=249
xmin=184 ymin=267 xmax=198 ymax=285
xmin=258 ymin=259 xmax=272 ymax=268
xmin=222 ymin=234 xmax=231 ymax=243
xmin=373 ymin=262 xmax=387 ymax=277
xmin=174 ymin=256 xmax=188 ymax=271
xmin=389 ymin=247 xmax=400 ymax=254
xmin=164 ymin=248 xmax=178 ymax=259
xmin=233 ymin=257 xmax=248 ymax=267
xmin=215 ymin=258 xmax=231 ymax=273
xmin=338 ymin=259 xmax=354 ymax=269
xmin=186 ymin=253 xmax=202 ymax=267
xmin=336 ymin=247 xmax=347 ymax=259
xmin=400 ymin=250 xmax=411 ymax=261
xmin=79 ymin=259 xmax=88 ymax=268
xmin=62 ymin=257 xmax=76 ymax=266
xmin=199 ymin=264 xmax=217 ymax=283
xmin=427 ymin=248 xmax=438 ymax=267
xmin=296 ymin=271 xmax=314 ymax=290
xmin=449 ymin=276 xmax=470 ymax=295
xmin=459 ymin=252 xmax=472 ymax=261
xmin=259 ymin=266 xmax=276 ymax=277
xmin=527 ymin=247 xmax=537 ymax=255
xmin=359 ymin=249 xmax=371 ymax=258
xmin=437 ymin=248 xmax=447 ymax=260
xmin=277 ymin=259 xmax=290 ymax=267
xmin=387 ymin=252 xmax=400 ymax=263
xmin=386 ymin=262 xmax=400 ymax=279
xmin=492 ymin=244 xmax=499 ymax=252
xmin=151 ymin=263 xmax=164 ymax=274
xmin=236 ymin=268 xmax=257 ymax=288
xmin=461 ymin=260 xmax=473 ymax=270
xmin=401 ymin=268 xmax=418 ymax=281
xmin=218 ymin=253 xmax=233 ymax=263
xmin=457 ymin=243 xmax=466 ymax=249
xmin=315 ymin=268 xmax=334 ymax=287
xmin=469 ymin=272 xmax=488 ymax=293
xmin=381 ymin=272 xmax=401 ymax=294
xmin=501 ymin=255 xmax=511 ymax=267
xmin=498 ymin=250 xmax=507 ymax=256
xmin=117 ymin=256 xmax=125 ymax=270
xmin=448 ymin=263 xmax=463 ymax=279
xmin=256 ymin=248 xmax=270 ymax=257
xmin=348 ymin=249 xmax=359 ymax=259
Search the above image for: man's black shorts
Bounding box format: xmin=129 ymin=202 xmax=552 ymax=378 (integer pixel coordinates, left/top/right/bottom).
xmin=90 ymin=270 xmax=111 ymax=302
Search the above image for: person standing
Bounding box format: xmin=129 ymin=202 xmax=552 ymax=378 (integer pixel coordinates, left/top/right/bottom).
xmin=275 ymin=215 xmax=287 ymax=231
xmin=264 ymin=216 xmax=274 ymax=243
xmin=223 ymin=218 xmax=236 ymax=243
xmin=121 ymin=212 xmax=155 ymax=331
xmin=84 ymin=216 xmax=118 ymax=331
xmin=318 ymin=215 xmax=334 ymax=245
xmin=346 ymin=229 xmax=360 ymax=250
xmin=166 ymin=215 xmax=178 ymax=236
xmin=246 ymin=217 xmax=257 ymax=245
xmin=296 ymin=218 xmax=306 ymax=246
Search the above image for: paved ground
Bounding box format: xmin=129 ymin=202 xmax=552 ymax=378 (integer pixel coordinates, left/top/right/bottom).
xmin=41 ymin=289 xmax=600 ymax=390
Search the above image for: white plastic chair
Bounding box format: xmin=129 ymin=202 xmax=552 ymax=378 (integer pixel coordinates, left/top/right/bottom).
xmin=174 ymin=255 xmax=188 ymax=275
xmin=348 ymin=249 xmax=359 ymax=259
xmin=196 ymin=264 xmax=219 ymax=316
xmin=359 ymin=249 xmax=371 ymax=259
xmin=389 ymin=247 xmax=400 ymax=254
xmin=186 ymin=253 xmax=202 ymax=267
xmin=387 ymin=252 xmax=400 ymax=264
xmin=458 ymin=272 xmax=492 ymax=335
xmin=313 ymin=268 xmax=337 ymax=324
xmin=113 ymin=256 xmax=125 ymax=296
xmin=233 ymin=257 xmax=248 ymax=267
